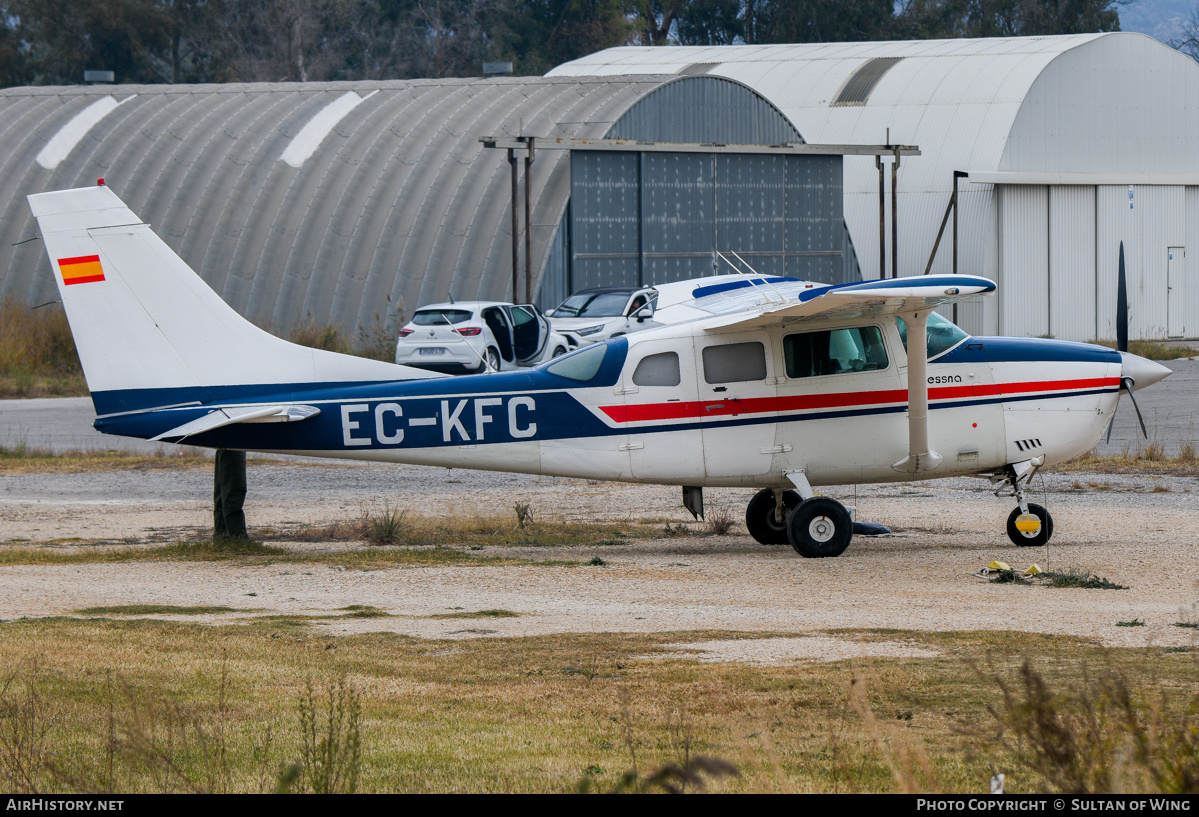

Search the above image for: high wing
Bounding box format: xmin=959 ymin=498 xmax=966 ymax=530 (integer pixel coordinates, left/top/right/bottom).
xmin=654 ymin=275 xmax=996 ymax=331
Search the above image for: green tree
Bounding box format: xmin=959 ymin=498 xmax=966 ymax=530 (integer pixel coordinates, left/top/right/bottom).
xmin=0 ymin=3 xmax=31 ymax=87
xmin=676 ymin=0 xmax=741 ymax=45
xmin=747 ymin=0 xmax=894 ymax=43
xmin=1172 ymin=2 xmax=1199 ymax=62
xmin=492 ymin=0 xmax=631 ymax=75
xmin=893 ymin=0 xmax=1123 ymax=39
xmin=14 ymin=0 xmax=173 ymax=84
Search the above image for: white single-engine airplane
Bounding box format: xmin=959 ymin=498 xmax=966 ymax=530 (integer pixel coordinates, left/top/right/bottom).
xmin=28 ymin=185 xmax=1172 ymax=557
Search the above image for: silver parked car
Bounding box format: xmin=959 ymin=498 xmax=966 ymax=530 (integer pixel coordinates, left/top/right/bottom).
xmin=395 ymin=301 xmax=570 ymax=374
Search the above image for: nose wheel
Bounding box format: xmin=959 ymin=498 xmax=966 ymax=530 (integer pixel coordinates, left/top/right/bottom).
xmin=992 ymin=461 xmax=1054 ymax=547
xmin=1006 ymin=503 xmax=1053 ymax=547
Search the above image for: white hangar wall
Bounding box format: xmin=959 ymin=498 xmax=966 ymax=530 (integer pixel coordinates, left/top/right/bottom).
xmin=550 ymin=33 xmax=1199 ymax=341
xmin=994 ymin=182 xmax=1198 ymax=341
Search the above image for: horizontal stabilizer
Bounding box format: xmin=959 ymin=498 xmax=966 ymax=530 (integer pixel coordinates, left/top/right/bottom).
xmin=150 ymin=404 xmax=320 ymax=442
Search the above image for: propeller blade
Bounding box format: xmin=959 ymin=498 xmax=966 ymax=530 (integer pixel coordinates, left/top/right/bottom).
xmin=1116 ymin=241 xmax=1128 ymax=353
xmin=1105 ymin=412 xmax=1116 ymax=444
xmin=1124 ymin=377 xmax=1148 ymax=439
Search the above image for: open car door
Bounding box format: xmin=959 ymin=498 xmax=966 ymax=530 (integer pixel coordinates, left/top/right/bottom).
xmin=510 ymin=305 xmax=550 ymax=364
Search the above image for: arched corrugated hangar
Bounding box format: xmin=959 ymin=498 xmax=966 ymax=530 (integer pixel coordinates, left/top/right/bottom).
xmin=551 ymin=33 xmax=1199 ymax=341
xmin=0 ymin=73 xmax=843 ymax=337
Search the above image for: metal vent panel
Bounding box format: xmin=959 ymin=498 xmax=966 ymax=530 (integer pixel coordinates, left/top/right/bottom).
xmin=832 ymin=57 xmax=903 ymax=106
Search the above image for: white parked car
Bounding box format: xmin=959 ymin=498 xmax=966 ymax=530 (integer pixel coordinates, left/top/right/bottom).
xmin=547 ymin=286 xmax=658 ymax=347
xmin=395 ymin=301 xmax=571 ymax=374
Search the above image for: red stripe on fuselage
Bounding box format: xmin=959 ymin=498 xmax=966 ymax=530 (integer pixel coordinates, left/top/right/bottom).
xmin=597 ymin=376 xmax=1120 ymax=424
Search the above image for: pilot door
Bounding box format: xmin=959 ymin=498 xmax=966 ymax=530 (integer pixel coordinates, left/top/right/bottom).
xmin=692 ymin=331 xmax=778 ymax=480
xmin=774 ymin=323 xmax=906 ymax=484
xmin=616 ymin=336 xmax=704 ymax=482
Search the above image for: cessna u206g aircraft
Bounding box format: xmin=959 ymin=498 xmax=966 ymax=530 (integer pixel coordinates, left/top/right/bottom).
xmin=29 ymin=185 xmax=1171 ymax=557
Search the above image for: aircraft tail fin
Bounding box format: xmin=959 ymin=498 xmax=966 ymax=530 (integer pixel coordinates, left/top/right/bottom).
xmin=28 ymin=185 xmax=436 ymax=415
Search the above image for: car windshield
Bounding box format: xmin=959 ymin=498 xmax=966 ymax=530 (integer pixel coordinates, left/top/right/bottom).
xmin=896 ymin=313 xmax=969 ymax=360
xmin=412 ymin=309 xmax=473 ymax=326
xmin=553 ymin=292 xmax=631 ymax=318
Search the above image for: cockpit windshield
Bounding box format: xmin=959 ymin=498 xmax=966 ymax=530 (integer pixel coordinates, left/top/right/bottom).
xmin=896 ymin=313 xmax=969 ymax=360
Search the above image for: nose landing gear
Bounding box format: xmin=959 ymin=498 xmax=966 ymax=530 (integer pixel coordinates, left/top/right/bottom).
xmin=992 ymin=460 xmax=1053 ymax=547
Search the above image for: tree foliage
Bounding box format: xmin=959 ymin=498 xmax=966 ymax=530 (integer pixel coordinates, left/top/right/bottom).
xmin=0 ymin=0 xmax=1128 ymax=88
xmin=1173 ymin=3 xmax=1199 ymax=63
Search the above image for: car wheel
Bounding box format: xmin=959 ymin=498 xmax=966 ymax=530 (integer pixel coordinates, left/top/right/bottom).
xmin=484 ymin=347 xmax=501 ymax=373
xmin=551 ymin=346 xmax=567 ymax=358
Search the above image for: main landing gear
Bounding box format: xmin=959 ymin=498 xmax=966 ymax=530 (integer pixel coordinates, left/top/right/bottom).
xmin=991 ymin=461 xmax=1054 ymax=547
xmin=745 ymin=488 xmax=854 ymax=558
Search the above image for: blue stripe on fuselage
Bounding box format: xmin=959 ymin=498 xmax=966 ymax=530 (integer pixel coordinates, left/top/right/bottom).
xmin=92 ymin=338 xmax=630 ymax=418
xmin=936 ymin=337 xmax=1121 ymax=365
xmin=93 ymin=339 xmax=630 ymax=445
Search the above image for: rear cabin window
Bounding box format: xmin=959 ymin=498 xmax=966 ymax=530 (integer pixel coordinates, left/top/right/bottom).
xmin=784 ymin=327 xmax=889 ymax=378
xmin=631 ymin=352 xmax=680 ymax=387
xmin=702 ymin=342 xmax=767 ymax=384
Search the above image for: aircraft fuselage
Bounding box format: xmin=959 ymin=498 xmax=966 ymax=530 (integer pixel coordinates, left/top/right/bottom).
xmin=95 ymin=317 xmax=1121 ymax=489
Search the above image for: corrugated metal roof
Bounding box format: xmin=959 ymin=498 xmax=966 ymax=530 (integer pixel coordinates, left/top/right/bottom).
xmin=0 ymin=76 xmax=670 ymax=333
xmin=549 ymin=33 xmax=1199 ymax=287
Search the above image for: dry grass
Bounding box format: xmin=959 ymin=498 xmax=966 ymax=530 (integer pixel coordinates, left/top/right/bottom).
xmin=0 ymin=441 xmax=211 ymax=474
xmin=981 ymin=658 xmax=1199 ymax=793
xmin=259 ymin=508 xmax=654 ymax=551
xmin=287 ymin=312 xmax=402 ymax=364
xmin=0 ymin=299 xmax=87 ymax=398
xmin=74 ymin=605 xmax=258 ymax=616
xmin=0 ymin=621 xmax=1195 ymax=793
xmin=0 ymin=539 xmax=575 ymax=569
xmin=703 ymin=506 xmax=737 ymax=536
xmin=0 ymin=298 xmax=403 ymax=401
xmin=1090 ymin=338 xmax=1197 ymax=361
xmin=1057 ymin=446 xmax=1199 ymax=476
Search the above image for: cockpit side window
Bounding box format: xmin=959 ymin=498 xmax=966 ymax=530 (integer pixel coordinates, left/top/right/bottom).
xmin=784 ymin=326 xmax=889 ymax=378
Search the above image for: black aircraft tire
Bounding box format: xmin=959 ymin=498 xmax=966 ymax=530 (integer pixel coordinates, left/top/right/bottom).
xmin=787 ymin=497 xmax=853 ymax=558
xmin=745 ymin=488 xmax=801 ymax=546
xmin=1006 ymin=503 xmax=1053 ymax=547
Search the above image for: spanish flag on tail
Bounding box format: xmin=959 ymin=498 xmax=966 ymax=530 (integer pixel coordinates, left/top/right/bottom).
xmin=57 ymin=254 xmax=105 ymax=286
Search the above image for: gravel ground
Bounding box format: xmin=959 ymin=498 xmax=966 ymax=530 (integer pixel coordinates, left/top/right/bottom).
xmin=2 ymin=462 xmax=1198 ymax=660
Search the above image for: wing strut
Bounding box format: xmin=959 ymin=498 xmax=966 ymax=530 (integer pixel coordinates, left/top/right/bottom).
xmin=892 ymin=310 xmax=943 ymax=473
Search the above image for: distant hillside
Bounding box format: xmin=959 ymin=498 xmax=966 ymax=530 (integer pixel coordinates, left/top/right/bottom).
xmin=1120 ymin=0 xmax=1194 ymax=44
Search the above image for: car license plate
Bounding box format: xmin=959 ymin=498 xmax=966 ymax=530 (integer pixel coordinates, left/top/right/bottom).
xmin=419 ymin=347 xmax=447 ymax=356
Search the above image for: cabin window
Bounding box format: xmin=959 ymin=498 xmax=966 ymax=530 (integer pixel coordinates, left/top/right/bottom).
xmin=631 ymin=352 xmax=680 ymax=387
xmin=784 ymin=326 xmax=889 ymax=378
xmin=702 ymin=342 xmax=767 ymax=384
